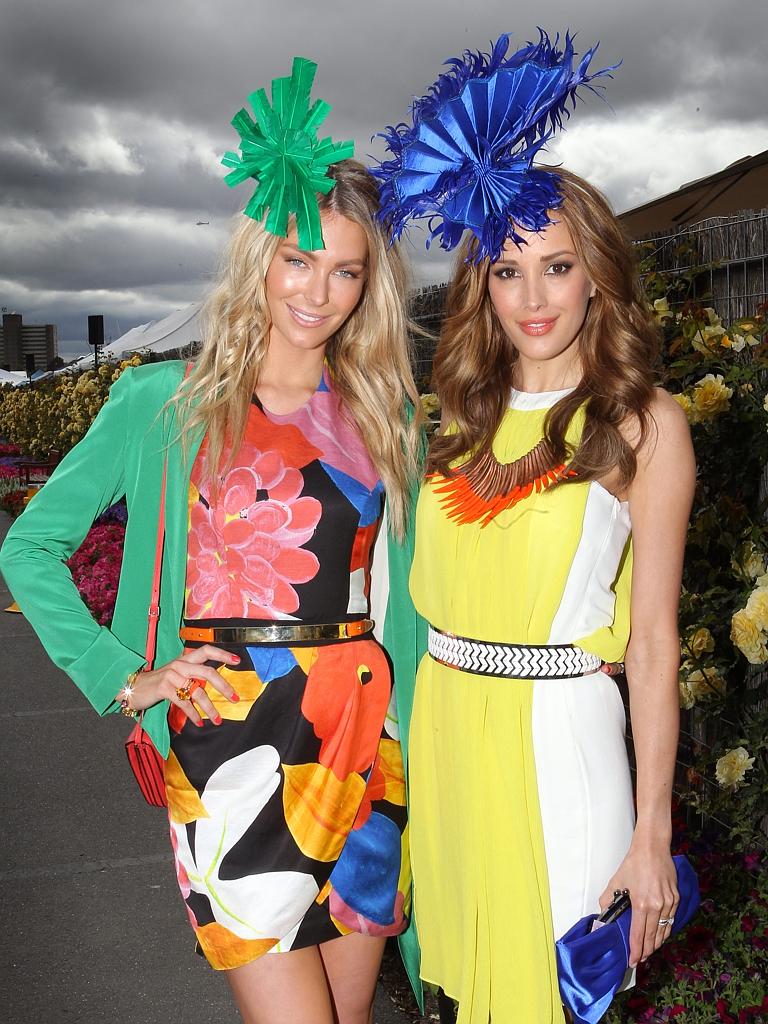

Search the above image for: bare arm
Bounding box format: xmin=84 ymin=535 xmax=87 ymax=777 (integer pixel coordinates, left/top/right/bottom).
xmin=602 ymin=389 xmax=695 ymax=966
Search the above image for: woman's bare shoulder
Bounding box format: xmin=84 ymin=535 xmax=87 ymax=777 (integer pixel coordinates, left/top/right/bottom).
xmin=618 ymin=386 xmax=690 ymax=454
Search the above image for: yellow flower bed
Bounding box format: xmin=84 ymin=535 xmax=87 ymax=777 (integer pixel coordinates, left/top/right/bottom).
xmin=0 ymin=356 xmax=143 ymax=459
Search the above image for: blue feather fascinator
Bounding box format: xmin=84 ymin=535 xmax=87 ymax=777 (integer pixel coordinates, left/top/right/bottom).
xmin=373 ymin=31 xmax=618 ymax=263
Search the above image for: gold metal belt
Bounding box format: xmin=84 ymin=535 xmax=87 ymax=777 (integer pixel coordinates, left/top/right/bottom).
xmin=180 ymin=619 xmax=374 ymax=645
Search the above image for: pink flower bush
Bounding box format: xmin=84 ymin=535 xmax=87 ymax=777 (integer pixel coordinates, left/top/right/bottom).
xmin=67 ymin=522 xmax=125 ymax=625
xmin=187 ymin=451 xmax=321 ymax=619
xmin=0 ymin=487 xmax=26 ymax=518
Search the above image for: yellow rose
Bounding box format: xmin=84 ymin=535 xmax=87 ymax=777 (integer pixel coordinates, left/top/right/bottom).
xmin=686 ymin=668 xmax=725 ymax=701
xmin=672 ymin=392 xmax=698 ymax=423
xmin=420 ymin=392 xmax=441 ymax=417
xmin=730 ymin=608 xmax=768 ymax=663
xmin=678 ymin=680 xmax=696 ymax=710
xmin=715 ymin=746 xmax=755 ymax=791
xmin=745 ymin=586 xmax=768 ymax=631
xmin=732 ymin=543 xmax=766 ymax=580
xmin=692 ymin=373 xmax=732 ymax=419
xmin=730 ymin=333 xmax=746 ymax=352
xmin=702 ymin=325 xmax=725 ymax=344
xmin=686 ymin=627 xmax=714 ymax=658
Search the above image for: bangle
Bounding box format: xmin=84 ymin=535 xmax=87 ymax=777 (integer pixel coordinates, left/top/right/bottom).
xmin=118 ymin=670 xmax=141 ymax=719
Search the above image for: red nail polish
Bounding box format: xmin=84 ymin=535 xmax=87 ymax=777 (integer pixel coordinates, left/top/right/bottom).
xmin=230 ymin=693 xmax=241 ymax=702
xmin=214 ymin=714 xmax=223 ymax=725
xmin=231 ymin=655 xmax=241 ymax=664
xmin=195 ymin=719 xmax=204 ymax=728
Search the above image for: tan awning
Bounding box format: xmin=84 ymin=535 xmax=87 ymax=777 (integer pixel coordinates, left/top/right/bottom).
xmin=619 ymin=150 xmax=768 ymax=239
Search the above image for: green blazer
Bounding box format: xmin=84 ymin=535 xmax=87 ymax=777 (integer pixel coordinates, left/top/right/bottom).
xmin=384 ymin=473 xmax=428 ymax=1008
xmin=1 ymin=361 xmax=199 ymax=754
xmin=0 ymin=358 xmax=427 ymax=996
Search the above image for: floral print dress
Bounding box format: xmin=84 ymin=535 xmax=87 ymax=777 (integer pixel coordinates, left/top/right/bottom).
xmin=164 ymin=367 xmax=410 ymax=970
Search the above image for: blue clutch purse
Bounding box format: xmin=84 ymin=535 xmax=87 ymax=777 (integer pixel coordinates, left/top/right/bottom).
xmin=555 ymin=855 xmax=700 ymax=1024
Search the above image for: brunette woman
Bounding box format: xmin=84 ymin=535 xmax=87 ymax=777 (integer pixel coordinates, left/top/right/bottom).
xmin=376 ymin=36 xmax=695 ymax=1023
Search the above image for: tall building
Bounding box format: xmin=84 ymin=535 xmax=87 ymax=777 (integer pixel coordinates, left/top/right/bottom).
xmin=0 ymin=313 xmax=58 ymax=372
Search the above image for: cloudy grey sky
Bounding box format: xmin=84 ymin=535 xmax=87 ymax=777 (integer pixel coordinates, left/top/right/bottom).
xmin=2 ymin=0 xmax=767 ymax=357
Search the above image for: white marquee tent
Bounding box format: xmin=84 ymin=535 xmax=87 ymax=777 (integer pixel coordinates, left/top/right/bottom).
xmin=69 ymin=302 xmax=203 ymax=370
xmin=0 ymin=369 xmax=30 ymax=386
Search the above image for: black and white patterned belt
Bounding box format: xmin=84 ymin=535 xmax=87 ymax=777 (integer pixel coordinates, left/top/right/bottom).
xmin=428 ymin=625 xmax=603 ymax=679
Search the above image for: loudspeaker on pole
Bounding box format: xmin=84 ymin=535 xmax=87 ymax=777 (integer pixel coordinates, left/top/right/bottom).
xmin=88 ymin=314 xmax=104 ymax=347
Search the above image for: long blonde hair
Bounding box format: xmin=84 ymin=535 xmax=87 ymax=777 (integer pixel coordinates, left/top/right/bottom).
xmin=174 ymin=160 xmax=423 ymax=537
xmin=428 ymin=168 xmax=659 ymax=485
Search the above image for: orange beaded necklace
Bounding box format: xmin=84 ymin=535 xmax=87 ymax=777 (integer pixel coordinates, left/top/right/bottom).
xmin=430 ymin=438 xmax=576 ymax=528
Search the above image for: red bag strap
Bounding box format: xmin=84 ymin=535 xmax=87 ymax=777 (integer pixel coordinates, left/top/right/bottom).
xmin=137 ymin=365 xmax=189 ymax=718
xmin=144 ymin=457 xmax=167 ymax=671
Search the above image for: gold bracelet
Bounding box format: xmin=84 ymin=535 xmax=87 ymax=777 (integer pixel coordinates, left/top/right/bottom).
xmin=118 ymin=670 xmax=141 ymax=719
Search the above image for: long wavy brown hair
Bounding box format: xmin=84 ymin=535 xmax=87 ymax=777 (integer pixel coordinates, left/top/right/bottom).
xmin=428 ymin=168 xmax=659 ymax=487
xmin=172 ymin=160 xmax=423 ymax=538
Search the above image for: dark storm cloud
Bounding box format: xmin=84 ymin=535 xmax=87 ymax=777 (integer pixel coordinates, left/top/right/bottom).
xmin=0 ymin=145 xmax=229 ymax=219
xmin=1 ymin=0 xmax=767 ymax=350
xmin=1 ymin=210 xmax=221 ymax=291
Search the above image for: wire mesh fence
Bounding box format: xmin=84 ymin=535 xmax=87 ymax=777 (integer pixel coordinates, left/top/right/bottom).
xmin=636 ymin=208 xmax=768 ymax=322
xmin=408 ymin=210 xmax=768 ymax=386
xmin=408 ymin=283 xmax=447 ymax=390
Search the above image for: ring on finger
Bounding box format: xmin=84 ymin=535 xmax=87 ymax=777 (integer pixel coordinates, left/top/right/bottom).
xmin=658 ymin=916 xmax=675 ymax=927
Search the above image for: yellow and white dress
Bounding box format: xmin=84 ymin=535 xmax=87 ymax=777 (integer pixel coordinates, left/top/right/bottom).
xmin=409 ymin=387 xmax=636 ymax=1023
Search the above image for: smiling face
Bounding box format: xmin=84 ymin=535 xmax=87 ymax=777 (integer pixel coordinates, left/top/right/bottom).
xmin=264 ymin=211 xmax=369 ymax=360
xmin=487 ymin=217 xmax=596 ymax=387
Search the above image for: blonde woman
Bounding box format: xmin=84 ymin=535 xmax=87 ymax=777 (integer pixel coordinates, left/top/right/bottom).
xmin=1 ymin=66 xmax=423 ymax=1024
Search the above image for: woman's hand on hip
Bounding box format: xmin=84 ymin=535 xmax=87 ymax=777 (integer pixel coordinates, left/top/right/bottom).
xmin=122 ymin=645 xmax=241 ymax=726
xmin=599 ymin=841 xmax=679 ymax=968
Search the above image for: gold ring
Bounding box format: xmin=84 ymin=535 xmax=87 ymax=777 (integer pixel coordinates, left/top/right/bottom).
xmin=176 ymin=685 xmax=194 ymax=701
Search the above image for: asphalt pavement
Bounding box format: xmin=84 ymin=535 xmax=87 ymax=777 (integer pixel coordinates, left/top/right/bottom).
xmin=0 ymin=511 xmax=431 ymax=1024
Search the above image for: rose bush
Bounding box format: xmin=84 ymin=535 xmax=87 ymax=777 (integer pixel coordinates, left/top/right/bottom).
xmin=594 ymin=249 xmax=768 ymax=1021
xmin=645 ymin=266 xmax=768 ymax=846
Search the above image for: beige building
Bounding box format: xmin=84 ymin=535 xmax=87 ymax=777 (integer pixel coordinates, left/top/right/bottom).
xmin=0 ymin=313 xmax=58 ymax=372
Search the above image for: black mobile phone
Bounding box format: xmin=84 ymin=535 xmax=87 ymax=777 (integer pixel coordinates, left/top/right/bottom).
xmin=597 ymin=891 xmax=631 ymax=925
